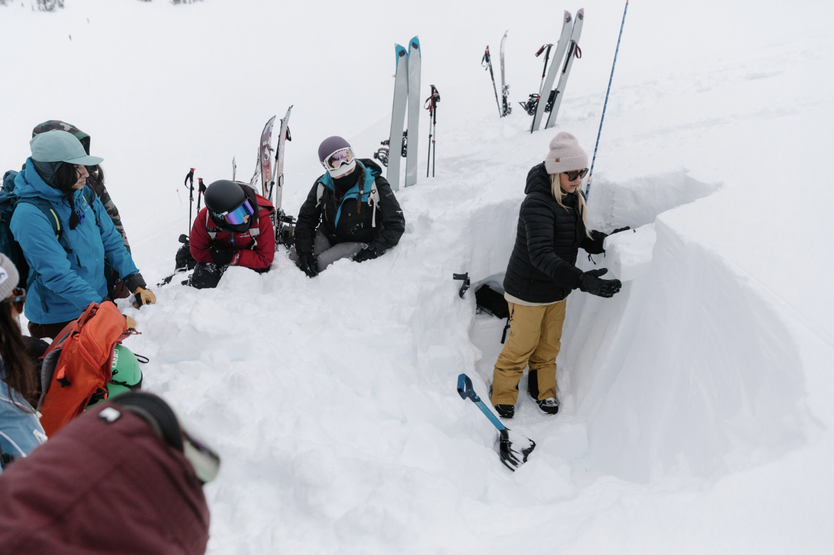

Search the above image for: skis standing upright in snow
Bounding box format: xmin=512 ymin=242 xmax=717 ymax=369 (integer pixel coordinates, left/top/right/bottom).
xmin=531 ymin=11 xmax=572 ymax=133
xmin=257 ymin=116 xmax=276 ymax=197
xmin=545 ymin=8 xmax=585 ymax=129
xmin=387 ymin=44 xmax=409 ymax=191
xmin=405 ymin=36 xmax=421 ymax=188
xmin=270 ymin=106 xmax=292 ymax=212
xmin=272 ymin=106 xmax=295 ymax=249
xmin=499 ymin=30 xmax=511 ymax=117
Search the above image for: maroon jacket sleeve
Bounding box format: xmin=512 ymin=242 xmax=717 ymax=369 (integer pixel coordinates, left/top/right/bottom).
xmin=233 ymin=207 xmax=275 ymax=270
xmin=189 ymin=208 xmax=214 ymax=264
xmin=0 ymin=402 xmax=209 ymax=554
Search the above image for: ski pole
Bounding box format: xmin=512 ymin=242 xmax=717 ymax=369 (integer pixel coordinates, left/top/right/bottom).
xmin=536 ymin=43 xmax=553 ymax=96
xmin=586 ymin=0 xmax=629 ymax=201
xmin=184 ymin=168 xmax=195 ymax=234
xmin=481 ymin=46 xmax=502 ymax=118
xmin=196 ymin=177 xmax=205 ymax=214
xmin=425 ymin=85 xmax=440 ymax=177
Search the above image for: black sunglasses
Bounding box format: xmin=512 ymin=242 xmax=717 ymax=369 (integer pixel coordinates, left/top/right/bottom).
xmin=565 ymin=168 xmax=589 ymax=181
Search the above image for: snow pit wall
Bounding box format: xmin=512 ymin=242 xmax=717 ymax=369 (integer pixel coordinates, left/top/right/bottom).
xmin=463 ymin=169 xmax=813 ymax=481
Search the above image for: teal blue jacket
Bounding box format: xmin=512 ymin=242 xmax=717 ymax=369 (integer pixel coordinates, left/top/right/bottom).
xmin=10 ymin=159 xmax=139 ymax=324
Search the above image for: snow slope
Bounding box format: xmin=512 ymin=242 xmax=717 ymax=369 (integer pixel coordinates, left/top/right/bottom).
xmin=2 ymin=0 xmax=833 ymax=553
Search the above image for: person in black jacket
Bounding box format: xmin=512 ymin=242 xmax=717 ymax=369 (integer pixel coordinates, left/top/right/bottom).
xmin=491 ymin=132 xmax=626 ymax=419
xmin=292 ymin=136 xmax=405 ymax=277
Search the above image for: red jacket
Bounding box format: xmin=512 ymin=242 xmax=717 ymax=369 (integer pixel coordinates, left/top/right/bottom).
xmin=190 ymin=191 xmax=275 ymax=270
xmin=0 ymin=402 xmax=210 ymax=554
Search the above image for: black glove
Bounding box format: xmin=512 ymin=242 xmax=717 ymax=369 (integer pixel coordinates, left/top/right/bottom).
xmin=297 ymin=253 xmax=319 ymax=278
xmin=353 ymin=245 xmax=381 ymax=263
xmin=209 ymin=246 xmax=237 ymax=267
xmin=611 ymin=226 xmax=631 ymax=235
xmin=578 ymin=268 xmax=622 ymax=298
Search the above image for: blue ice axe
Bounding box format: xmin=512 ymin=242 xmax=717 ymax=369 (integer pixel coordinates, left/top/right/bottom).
xmin=457 ymin=373 xmax=536 ymax=471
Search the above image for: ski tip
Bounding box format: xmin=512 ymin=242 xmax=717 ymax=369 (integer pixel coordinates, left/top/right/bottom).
xmin=577 ymin=8 xmax=584 ymax=19
xmin=564 ymin=10 xmax=571 ymax=22
xmin=409 ymin=36 xmax=420 ymax=49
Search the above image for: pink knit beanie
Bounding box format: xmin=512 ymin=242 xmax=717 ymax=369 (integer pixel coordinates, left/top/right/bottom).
xmin=544 ymin=132 xmax=588 ymax=174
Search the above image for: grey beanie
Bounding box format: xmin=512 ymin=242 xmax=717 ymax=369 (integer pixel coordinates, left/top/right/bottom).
xmin=0 ymin=254 xmax=20 ymax=299
xmin=544 ymin=132 xmax=588 ymax=175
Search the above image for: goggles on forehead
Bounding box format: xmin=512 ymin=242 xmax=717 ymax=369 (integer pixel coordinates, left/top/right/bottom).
xmin=212 ymin=199 xmax=255 ymax=226
xmin=322 ymin=147 xmax=355 ymax=174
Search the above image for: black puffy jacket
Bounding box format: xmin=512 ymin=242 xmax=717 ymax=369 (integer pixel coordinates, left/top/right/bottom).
xmin=294 ymin=159 xmax=405 ymax=255
xmin=503 ymin=163 xmax=605 ymax=303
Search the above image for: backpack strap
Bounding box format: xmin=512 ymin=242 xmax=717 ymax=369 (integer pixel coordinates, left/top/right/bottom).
xmin=18 ymin=198 xmax=62 ymax=241
xmin=316 ymin=179 xmax=381 ymax=227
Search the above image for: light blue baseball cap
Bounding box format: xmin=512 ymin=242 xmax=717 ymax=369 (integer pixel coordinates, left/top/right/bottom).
xmin=29 ymin=130 xmax=103 ymax=165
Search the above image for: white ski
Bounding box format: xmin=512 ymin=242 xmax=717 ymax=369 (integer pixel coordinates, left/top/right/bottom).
xmin=257 ymin=115 xmax=276 ymax=197
xmin=545 ymin=8 xmax=585 ymax=129
xmin=405 ymin=36 xmax=421 ymax=188
xmin=387 ymin=44 xmax=409 ymax=191
xmin=499 ymin=30 xmax=511 ymax=117
xmin=531 ymin=11 xmax=572 ymax=133
xmin=271 ymin=105 xmax=292 ymax=211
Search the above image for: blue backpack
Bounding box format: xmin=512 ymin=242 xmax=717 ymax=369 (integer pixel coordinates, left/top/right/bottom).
xmin=0 ymin=170 xmax=72 ymax=288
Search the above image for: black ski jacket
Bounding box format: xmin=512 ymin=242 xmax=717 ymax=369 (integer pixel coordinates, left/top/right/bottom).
xmin=294 ymin=159 xmax=405 ymax=255
xmin=503 ymin=163 xmax=605 ymax=304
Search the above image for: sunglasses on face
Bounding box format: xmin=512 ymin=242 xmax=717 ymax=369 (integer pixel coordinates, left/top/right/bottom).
xmin=565 ymin=168 xmax=589 ymax=181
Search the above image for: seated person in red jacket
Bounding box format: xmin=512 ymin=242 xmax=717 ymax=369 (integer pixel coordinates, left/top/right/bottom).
xmin=188 ymin=180 xmax=275 ymax=289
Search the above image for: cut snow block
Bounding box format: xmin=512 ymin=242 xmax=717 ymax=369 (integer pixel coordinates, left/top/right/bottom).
xmin=603 ymin=224 xmax=656 ymax=282
xmin=586 ymin=169 xmax=720 ymax=231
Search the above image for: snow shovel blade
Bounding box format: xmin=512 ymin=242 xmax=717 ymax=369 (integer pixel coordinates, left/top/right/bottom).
xmin=496 ymin=428 xmax=536 ymax=471
xmin=457 ymin=374 xmax=536 ymax=471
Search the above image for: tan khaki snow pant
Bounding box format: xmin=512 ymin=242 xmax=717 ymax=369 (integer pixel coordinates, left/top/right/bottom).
xmin=491 ymin=300 xmax=566 ymax=406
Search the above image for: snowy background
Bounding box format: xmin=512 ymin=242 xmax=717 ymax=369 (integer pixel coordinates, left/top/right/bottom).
xmin=2 ymin=0 xmax=834 ymax=553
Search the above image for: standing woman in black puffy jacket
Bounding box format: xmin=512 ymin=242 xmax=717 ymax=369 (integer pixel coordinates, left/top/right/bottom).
xmin=490 ymin=132 xmax=625 ymax=419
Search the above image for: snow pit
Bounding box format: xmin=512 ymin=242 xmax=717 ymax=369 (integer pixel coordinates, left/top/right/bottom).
xmin=465 ymin=168 xmax=811 ymax=485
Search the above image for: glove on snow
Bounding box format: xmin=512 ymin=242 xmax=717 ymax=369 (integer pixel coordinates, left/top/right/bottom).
xmin=132 ymin=286 xmax=157 ymax=309
xmin=298 ymin=253 xmax=319 ymax=278
xmin=353 ymin=245 xmax=381 ymax=263
xmin=578 ymin=268 xmax=622 ymax=298
xmin=209 ymin=246 xmax=237 ymax=267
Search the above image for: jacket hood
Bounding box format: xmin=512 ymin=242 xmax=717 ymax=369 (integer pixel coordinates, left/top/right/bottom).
xmin=14 ymin=158 xmax=68 ymax=203
xmin=32 ymin=120 xmax=91 ymax=155
xmin=525 ymin=162 xmax=553 ymax=195
xmin=524 ymin=162 xmax=581 ymax=207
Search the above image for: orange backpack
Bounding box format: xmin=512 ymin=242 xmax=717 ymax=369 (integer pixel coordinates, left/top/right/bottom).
xmin=37 ymin=302 xmax=133 ymax=437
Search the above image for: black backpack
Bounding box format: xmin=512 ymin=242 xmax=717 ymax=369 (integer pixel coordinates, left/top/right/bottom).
xmin=0 ymin=171 xmax=66 ymax=288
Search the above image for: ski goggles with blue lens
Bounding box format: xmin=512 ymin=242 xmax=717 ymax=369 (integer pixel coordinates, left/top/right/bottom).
xmin=212 ymin=199 xmax=254 ymax=226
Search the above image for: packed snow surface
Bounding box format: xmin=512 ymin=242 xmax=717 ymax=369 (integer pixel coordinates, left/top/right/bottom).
xmin=2 ymin=0 xmax=833 ymax=553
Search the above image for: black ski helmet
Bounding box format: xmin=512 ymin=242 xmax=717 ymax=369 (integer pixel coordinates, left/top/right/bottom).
xmin=204 ymin=180 xmax=249 ymax=231
xmin=205 ymin=180 xmax=245 ymax=214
